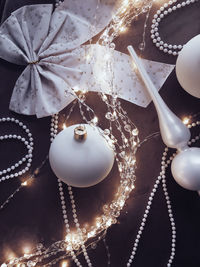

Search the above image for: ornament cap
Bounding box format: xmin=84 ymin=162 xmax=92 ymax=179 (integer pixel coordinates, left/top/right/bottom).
xmin=74 ymin=125 xmax=87 ymax=141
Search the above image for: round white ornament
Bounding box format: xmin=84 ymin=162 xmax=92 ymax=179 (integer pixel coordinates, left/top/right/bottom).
xmin=171 ymin=147 xmax=200 ymax=191
xmin=176 ymin=34 xmax=200 ymax=99
xmin=49 ymin=124 xmax=115 ymax=188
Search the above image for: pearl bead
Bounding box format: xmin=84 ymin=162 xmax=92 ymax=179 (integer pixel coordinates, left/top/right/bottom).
xmin=0 ymin=117 xmax=33 ymax=184
xmin=152 ymin=0 xmax=197 ymax=56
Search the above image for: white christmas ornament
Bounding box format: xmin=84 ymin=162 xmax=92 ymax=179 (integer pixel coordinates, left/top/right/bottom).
xmin=171 ymin=147 xmax=200 ymax=191
xmin=128 ymin=46 xmax=200 ymax=193
xmin=176 ymin=34 xmax=200 ymax=99
xmin=49 ymin=124 xmax=115 ymax=187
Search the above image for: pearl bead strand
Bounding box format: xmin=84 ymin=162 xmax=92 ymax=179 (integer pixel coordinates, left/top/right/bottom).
xmin=151 ymin=0 xmax=199 ymax=56
xmin=126 ymin=120 xmax=200 ymax=266
xmin=0 ymin=117 xmax=33 ymax=183
xmin=126 ymin=148 xmax=177 ymax=267
xmin=51 ymin=114 xmax=93 ymax=267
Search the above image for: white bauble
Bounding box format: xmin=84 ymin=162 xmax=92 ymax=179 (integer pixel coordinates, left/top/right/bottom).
xmin=171 ymin=147 xmax=200 ymax=191
xmin=176 ymin=34 xmax=200 ymax=98
xmin=49 ymin=124 xmax=115 ymax=188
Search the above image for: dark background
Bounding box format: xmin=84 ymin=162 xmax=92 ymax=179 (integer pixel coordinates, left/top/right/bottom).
xmin=0 ymin=0 xmax=200 ymax=266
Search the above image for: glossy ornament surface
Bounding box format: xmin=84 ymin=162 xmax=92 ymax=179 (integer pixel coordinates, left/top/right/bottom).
xmin=49 ymin=124 xmax=115 ymax=187
xmin=176 ymin=34 xmax=200 ymax=99
xmin=171 ymin=147 xmax=200 ymax=191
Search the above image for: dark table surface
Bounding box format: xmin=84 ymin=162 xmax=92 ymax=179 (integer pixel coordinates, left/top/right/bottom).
xmin=0 ymin=0 xmax=200 ymax=266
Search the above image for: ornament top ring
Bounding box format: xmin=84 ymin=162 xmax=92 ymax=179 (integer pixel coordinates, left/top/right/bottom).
xmin=49 ymin=124 xmax=115 ymax=188
xmin=74 ymin=125 xmax=87 ymax=141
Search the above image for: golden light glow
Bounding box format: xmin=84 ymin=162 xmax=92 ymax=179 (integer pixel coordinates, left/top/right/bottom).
xmin=4 ymin=249 xmax=16 ymax=261
xmin=61 ymin=260 xmax=69 ymax=267
xmin=106 ymin=218 xmax=112 ymax=227
xmin=119 ymin=25 xmax=128 ymax=33
xmin=182 ymin=117 xmax=190 ymax=125
xmin=87 ymin=230 xmax=96 ymax=238
xmin=63 ymin=123 xmax=67 ymax=129
xmin=22 ymin=245 xmax=32 ymax=255
xmin=21 ymin=181 xmax=28 ymax=186
xmin=86 ymin=53 xmax=92 ymax=61
xmin=119 ymin=200 xmax=125 ymax=208
xmin=102 ymin=94 xmax=108 ymax=101
xmin=65 ymin=232 xmax=82 ymax=249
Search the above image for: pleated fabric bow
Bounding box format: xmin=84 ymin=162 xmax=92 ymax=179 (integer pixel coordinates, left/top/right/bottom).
xmin=0 ymin=0 xmax=174 ymax=118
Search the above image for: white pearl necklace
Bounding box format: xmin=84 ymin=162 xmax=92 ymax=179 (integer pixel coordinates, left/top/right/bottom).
xmin=0 ymin=117 xmax=33 ymax=183
xmin=51 ymin=114 xmax=93 ymax=267
xmin=151 ymin=0 xmax=199 ymax=56
xmin=126 ymin=148 xmax=176 ymax=267
xmin=126 ymin=120 xmax=200 ymax=267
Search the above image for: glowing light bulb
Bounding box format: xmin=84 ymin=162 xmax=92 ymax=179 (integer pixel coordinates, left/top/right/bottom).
xmin=119 ymin=200 xmax=125 ymax=207
xmin=21 ymin=181 xmax=28 ymax=186
xmin=182 ymin=117 xmax=190 ymax=125
xmin=87 ymin=231 xmax=95 ymax=238
xmin=61 ymin=260 xmax=69 ymax=267
xmin=63 ymin=123 xmax=67 ymax=129
xmin=96 ymin=222 xmax=101 ymax=228
xmin=106 ymin=218 xmax=112 ymax=227
xmin=119 ymin=25 xmax=128 ymax=33
xmin=124 ymin=138 xmax=128 ymax=144
xmin=102 ymin=94 xmax=108 ymax=101
xmin=86 ymin=53 xmax=92 ymax=61
xmin=81 ymin=88 xmax=88 ymax=94
xmin=22 ymin=245 xmax=31 ymax=255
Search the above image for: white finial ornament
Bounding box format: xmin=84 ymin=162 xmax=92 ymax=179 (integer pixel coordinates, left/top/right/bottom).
xmin=128 ymin=45 xmax=200 ymax=193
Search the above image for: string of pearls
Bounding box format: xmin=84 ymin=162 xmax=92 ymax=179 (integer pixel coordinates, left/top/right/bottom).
xmin=151 ymin=0 xmax=199 ymax=56
xmin=0 ymin=117 xmax=33 ymax=183
xmin=125 ymin=120 xmax=200 ymax=267
xmin=126 ymin=147 xmax=176 ymax=267
xmin=51 ymin=114 xmax=93 ymax=267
